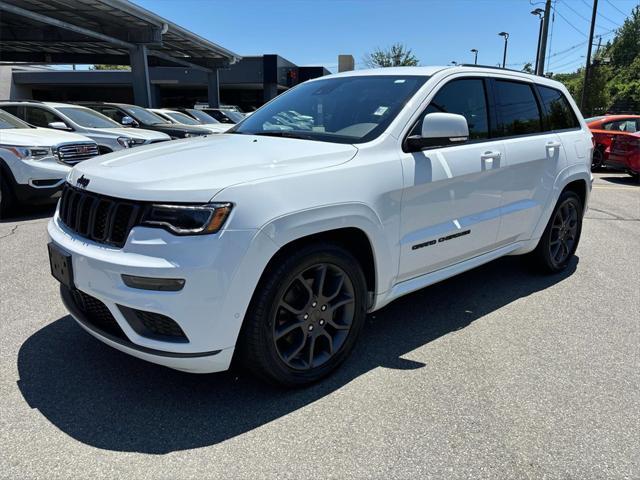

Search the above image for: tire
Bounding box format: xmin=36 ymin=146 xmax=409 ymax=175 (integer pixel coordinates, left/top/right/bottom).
xmin=592 ymin=147 xmax=604 ymax=170
xmin=629 ymin=172 xmax=640 ymax=184
xmin=530 ymin=190 xmax=583 ymax=273
xmin=0 ymin=173 xmax=16 ymax=219
xmin=237 ymin=243 xmax=368 ymax=387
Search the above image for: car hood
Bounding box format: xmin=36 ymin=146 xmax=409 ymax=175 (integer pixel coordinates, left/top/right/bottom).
xmin=0 ymin=128 xmax=94 ymax=147
xmin=200 ymin=124 xmax=232 ymax=133
xmin=83 ymin=127 xmax=170 ymax=140
xmin=69 ymin=134 xmax=358 ymax=202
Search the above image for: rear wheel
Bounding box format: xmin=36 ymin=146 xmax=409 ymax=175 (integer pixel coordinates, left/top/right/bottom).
xmin=592 ymin=147 xmax=605 ymax=170
xmin=238 ymin=243 xmax=367 ymax=387
xmin=531 ymin=190 xmax=583 ymax=273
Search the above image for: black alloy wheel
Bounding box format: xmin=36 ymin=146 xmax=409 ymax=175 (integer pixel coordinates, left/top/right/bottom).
xmin=531 ymin=190 xmax=583 ymax=273
xmin=238 ymin=243 xmax=367 ymax=387
xmin=273 ymin=263 xmax=355 ymax=370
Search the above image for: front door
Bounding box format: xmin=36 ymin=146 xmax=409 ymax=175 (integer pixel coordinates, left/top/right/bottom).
xmin=397 ymin=77 xmax=507 ymax=282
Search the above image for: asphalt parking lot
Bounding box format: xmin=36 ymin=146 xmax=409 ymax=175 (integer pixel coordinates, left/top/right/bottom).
xmin=1 ymin=172 xmax=638 ymax=479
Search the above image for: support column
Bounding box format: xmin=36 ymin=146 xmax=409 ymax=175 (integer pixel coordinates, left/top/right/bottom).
xmin=129 ymin=45 xmax=152 ymax=107
xmin=263 ymin=83 xmax=278 ymax=103
xmin=207 ymin=69 xmax=220 ymax=108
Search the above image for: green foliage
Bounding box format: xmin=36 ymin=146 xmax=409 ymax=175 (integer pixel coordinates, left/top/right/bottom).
xmin=90 ymin=64 xmax=130 ymax=71
xmin=364 ymin=43 xmax=419 ymax=68
xmin=522 ymin=62 xmax=534 ymax=74
xmin=553 ymin=6 xmax=639 ymax=115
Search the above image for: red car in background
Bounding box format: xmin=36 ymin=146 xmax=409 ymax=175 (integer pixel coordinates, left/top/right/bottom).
xmin=586 ymin=115 xmax=640 ymax=169
xmin=606 ymin=131 xmax=640 ymax=182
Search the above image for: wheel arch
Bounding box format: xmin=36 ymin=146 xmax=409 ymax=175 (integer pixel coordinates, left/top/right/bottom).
xmin=257 ymin=203 xmax=398 ymax=303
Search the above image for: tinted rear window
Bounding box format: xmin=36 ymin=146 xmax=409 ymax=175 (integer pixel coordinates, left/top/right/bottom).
xmin=494 ymin=80 xmax=542 ymax=137
xmin=538 ymin=86 xmax=580 ymax=131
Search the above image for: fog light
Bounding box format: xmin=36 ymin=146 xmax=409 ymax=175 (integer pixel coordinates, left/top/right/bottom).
xmin=122 ymin=274 xmax=185 ymax=291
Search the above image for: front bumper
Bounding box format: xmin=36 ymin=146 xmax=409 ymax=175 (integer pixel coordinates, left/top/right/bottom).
xmin=48 ymin=212 xmax=278 ymax=373
xmin=1 ymin=156 xmax=70 ymax=204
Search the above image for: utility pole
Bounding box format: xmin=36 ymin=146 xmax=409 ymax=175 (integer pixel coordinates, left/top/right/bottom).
xmin=580 ymin=0 xmax=598 ymax=113
xmin=536 ymin=0 xmax=552 ymax=76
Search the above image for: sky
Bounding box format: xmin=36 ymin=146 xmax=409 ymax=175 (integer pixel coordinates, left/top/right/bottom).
xmin=132 ymin=0 xmax=638 ymax=74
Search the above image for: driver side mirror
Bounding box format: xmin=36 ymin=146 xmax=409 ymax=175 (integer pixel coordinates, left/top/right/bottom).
xmin=121 ymin=116 xmax=138 ymax=127
xmin=406 ymin=112 xmax=469 ymax=152
xmin=48 ymin=121 xmax=72 ymax=131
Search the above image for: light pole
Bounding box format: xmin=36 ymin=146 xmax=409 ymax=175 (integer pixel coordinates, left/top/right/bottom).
xmin=498 ymin=31 xmax=509 ymax=68
xmin=470 ymin=49 xmax=478 ymax=65
xmin=531 ymin=8 xmax=544 ymax=74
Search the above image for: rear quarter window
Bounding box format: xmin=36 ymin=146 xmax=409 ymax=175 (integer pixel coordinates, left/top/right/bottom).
xmin=538 ymin=86 xmax=580 ymax=131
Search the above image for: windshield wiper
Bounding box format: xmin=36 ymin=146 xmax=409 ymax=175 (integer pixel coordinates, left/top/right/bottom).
xmin=253 ymin=131 xmax=315 ymax=140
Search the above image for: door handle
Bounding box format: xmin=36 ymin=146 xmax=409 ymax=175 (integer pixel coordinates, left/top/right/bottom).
xmin=546 ymin=141 xmax=562 ymax=149
xmin=480 ymin=151 xmax=502 ymax=160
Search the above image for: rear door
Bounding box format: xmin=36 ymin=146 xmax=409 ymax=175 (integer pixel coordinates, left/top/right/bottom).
xmin=491 ymin=79 xmax=568 ymax=243
xmin=397 ymin=77 xmax=507 ymax=281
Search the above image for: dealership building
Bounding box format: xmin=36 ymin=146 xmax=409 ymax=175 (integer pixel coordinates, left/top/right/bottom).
xmin=0 ymin=0 xmax=329 ymax=110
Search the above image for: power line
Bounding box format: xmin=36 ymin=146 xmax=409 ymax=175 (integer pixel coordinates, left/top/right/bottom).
xmin=580 ymin=0 xmax=622 ymax=26
xmin=562 ymin=1 xmax=593 ymax=24
xmin=553 ymin=5 xmax=589 ymax=37
xmin=604 ymin=0 xmax=629 ymax=17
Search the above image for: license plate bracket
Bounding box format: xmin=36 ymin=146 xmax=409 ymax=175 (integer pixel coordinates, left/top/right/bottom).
xmin=48 ymin=242 xmax=74 ymax=289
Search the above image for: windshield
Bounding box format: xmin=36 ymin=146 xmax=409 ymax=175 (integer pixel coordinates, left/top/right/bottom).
xmin=0 ymin=109 xmax=31 ymax=129
xmin=223 ymin=110 xmax=245 ymax=123
xmin=124 ymin=106 xmax=169 ymax=125
xmin=58 ymin=107 xmax=119 ymax=128
xmin=164 ymin=111 xmax=201 ymax=125
xmin=186 ymin=109 xmax=219 ymax=124
xmin=234 ymin=75 xmax=428 ymax=143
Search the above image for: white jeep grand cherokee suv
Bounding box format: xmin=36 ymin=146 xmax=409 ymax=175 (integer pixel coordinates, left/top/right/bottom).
xmin=0 ymin=109 xmax=99 ymax=217
xmin=47 ymin=66 xmax=592 ymax=386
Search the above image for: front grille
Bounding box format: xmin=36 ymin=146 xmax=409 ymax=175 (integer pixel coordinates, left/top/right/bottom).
xmin=58 ymin=184 xmax=142 ymax=248
xmin=55 ymin=143 xmax=100 ymax=165
xmin=68 ymin=288 xmax=128 ymax=341
xmin=118 ymin=305 xmax=188 ymax=342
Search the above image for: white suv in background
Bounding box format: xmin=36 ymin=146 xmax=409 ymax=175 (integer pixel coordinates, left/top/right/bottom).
xmin=149 ymin=108 xmax=231 ymax=133
xmin=0 ymin=109 xmax=98 ymax=217
xmin=0 ymin=101 xmax=170 ymax=154
xmin=47 ymin=66 xmax=592 ymax=386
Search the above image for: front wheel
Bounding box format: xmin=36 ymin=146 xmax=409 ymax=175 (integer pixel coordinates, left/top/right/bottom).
xmin=530 ymin=190 xmax=583 ymax=273
xmin=238 ymin=243 xmax=368 ymax=387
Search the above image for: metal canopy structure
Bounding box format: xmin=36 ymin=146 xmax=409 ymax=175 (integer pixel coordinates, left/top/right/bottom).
xmin=0 ymin=0 xmax=241 ymax=107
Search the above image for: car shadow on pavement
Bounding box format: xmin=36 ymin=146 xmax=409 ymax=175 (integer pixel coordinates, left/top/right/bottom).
xmin=600 ymin=175 xmax=639 ymax=186
xmin=0 ymin=204 xmax=55 ymax=223
xmin=16 ymin=255 xmax=578 ymax=454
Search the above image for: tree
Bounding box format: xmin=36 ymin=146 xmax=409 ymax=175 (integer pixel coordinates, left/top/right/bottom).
xmin=552 ymin=5 xmax=639 ymax=115
xmin=363 ymin=43 xmax=419 ymax=68
xmin=90 ymin=64 xmax=130 ymax=71
xmin=522 ymin=62 xmax=534 ymax=74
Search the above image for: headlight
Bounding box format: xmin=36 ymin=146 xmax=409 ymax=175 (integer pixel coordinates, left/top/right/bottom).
xmin=117 ymin=136 xmax=133 ymax=148
xmin=0 ymin=145 xmax=52 ymax=160
xmin=141 ymin=203 xmax=232 ymax=235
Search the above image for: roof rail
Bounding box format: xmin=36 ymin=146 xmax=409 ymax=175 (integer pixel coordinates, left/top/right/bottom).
xmin=458 ymin=64 xmax=537 ymax=75
xmin=0 ymin=99 xmax=44 ymax=103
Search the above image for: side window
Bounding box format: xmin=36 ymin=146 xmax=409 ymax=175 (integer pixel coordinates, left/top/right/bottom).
xmin=411 ymin=78 xmax=489 ymax=140
xmin=1 ymin=105 xmax=20 ymax=118
xmin=603 ymin=119 xmax=637 ymax=132
xmin=25 ymin=107 xmax=63 ymax=128
xmin=96 ymin=107 xmax=125 ymax=123
xmin=538 ymin=86 xmax=580 ymax=131
xmin=494 ymin=80 xmax=542 ymax=136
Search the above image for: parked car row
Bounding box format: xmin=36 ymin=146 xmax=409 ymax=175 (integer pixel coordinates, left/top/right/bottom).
xmin=0 ymin=100 xmax=249 ymax=216
xmin=586 ymin=114 xmax=640 ymax=181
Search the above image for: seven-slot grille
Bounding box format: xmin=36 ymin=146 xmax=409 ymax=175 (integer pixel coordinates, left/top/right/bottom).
xmin=55 ymin=142 xmax=99 ymax=165
xmin=58 ymin=184 xmax=142 ymax=247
